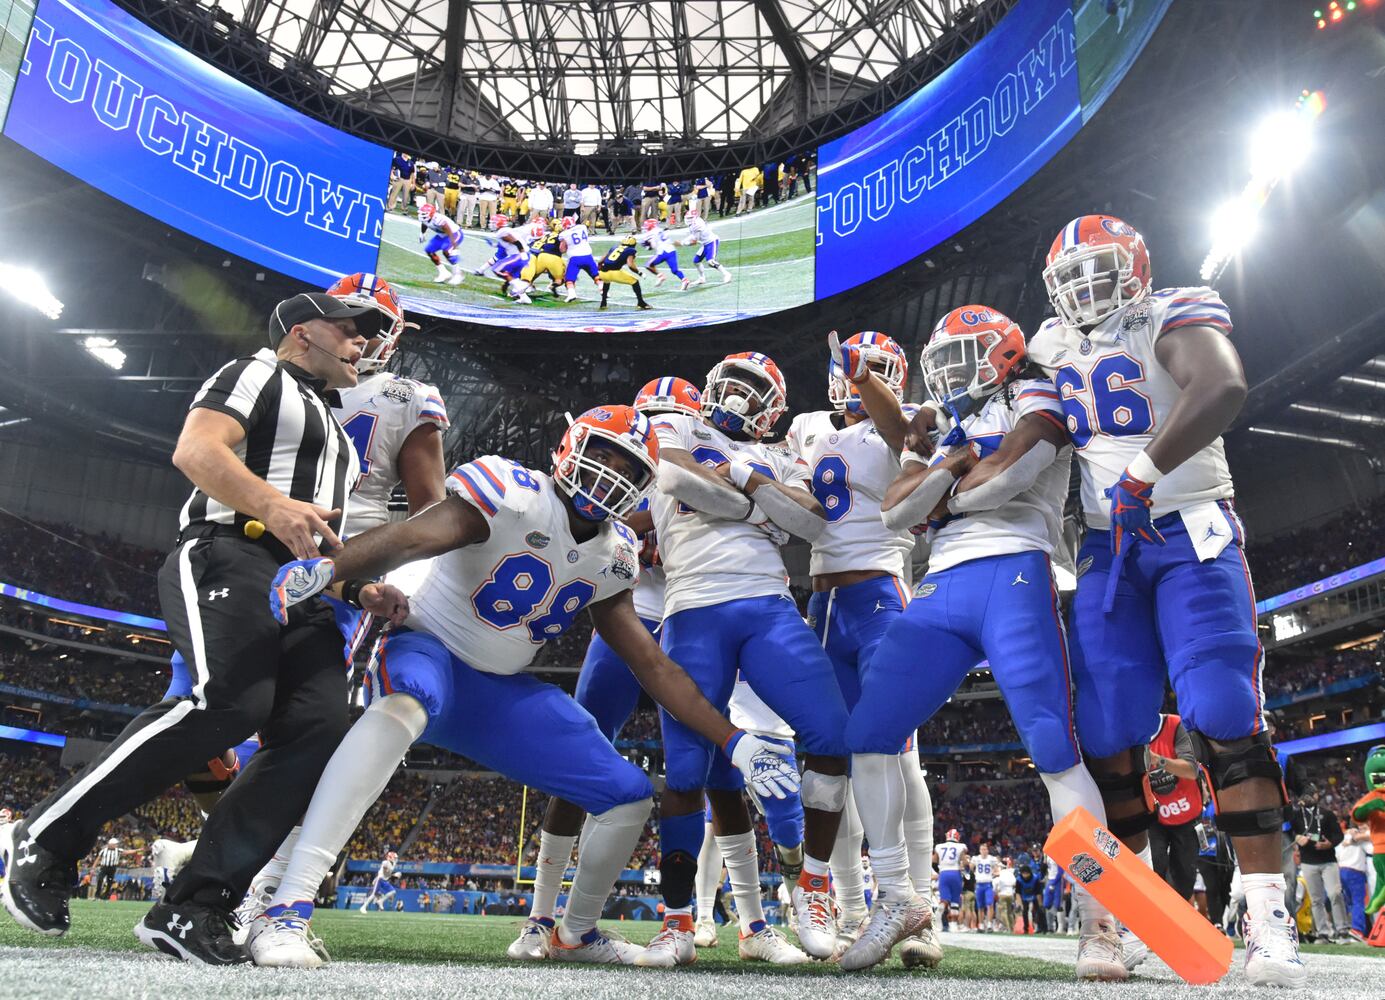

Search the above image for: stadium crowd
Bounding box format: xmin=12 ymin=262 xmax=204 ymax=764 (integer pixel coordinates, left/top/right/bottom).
xmin=1263 ymin=647 xmax=1380 ymax=702
xmin=1247 ymin=493 xmax=1385 ymax=597
xmin=0 ymin=511 xmax=161 ymax=615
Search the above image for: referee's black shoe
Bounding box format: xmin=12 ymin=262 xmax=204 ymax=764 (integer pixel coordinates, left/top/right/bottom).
xmin=0 ymin=820 xmax=72 ymax=937
xmin=136 ymin=900 xmax=249 ymax=965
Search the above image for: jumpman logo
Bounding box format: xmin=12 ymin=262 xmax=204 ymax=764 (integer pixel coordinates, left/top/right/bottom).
xmin=1203 ymin=523 xmax=1223 ymax=540
xmin=873 ymin=600 xmax=888 ymax=613
xmin=1012 ymin=573 xmax=1028 ymax=586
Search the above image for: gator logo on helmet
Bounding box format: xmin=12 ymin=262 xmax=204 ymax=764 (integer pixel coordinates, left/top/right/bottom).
xmin=1100 ymin=217 xmax=1138 ymax=238
xmin=958 ymin=308 xmax=997 ymax=326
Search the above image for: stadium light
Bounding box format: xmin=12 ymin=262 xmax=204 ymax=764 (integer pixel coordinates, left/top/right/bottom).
xmin=0 ymin=262 xmax=63 ymax=319
xmin=82 ymin=336 xmax=126 ymax=370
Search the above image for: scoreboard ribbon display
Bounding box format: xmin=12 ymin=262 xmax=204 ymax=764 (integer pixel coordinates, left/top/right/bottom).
xmin=4 ymin=0 xmax=390 ymax=283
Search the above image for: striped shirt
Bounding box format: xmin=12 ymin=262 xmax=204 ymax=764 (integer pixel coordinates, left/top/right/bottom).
xmin=178 ymin=349 xmax=360 ymax=540
xmin=98 ymin=846 xmax=122 ymax=867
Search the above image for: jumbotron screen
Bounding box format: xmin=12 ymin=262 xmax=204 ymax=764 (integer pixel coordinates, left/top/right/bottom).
xmin=2 ymin=0 xmax=1168 ymax=332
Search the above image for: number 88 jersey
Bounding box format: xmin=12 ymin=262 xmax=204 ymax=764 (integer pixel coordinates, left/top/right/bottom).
xmin=1027 ymin=286 xmax=1235 ymax=529
xmin=405 ymin=455 xmax=641 ymax=675
xmin=785 ymin=409 xmax=917 ymax=579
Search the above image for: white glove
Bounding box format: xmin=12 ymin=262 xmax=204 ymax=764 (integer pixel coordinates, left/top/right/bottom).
xmin=726 ymin=730 xmax=800 ymax=800
xmin=745 ymin=504 xmax=789 ymax=545
xmin=269 ymin=557 xmax=336 ymax=625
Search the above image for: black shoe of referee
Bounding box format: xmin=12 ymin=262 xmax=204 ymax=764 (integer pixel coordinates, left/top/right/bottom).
xmin=136 ymin=900 xmax=249 ymax=965
xmin=0 ymin=820 xmax=72 ymax=937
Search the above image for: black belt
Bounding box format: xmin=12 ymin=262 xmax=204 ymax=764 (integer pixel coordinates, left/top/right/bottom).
xmin=175 ymin=522 xmax=295 ymax=565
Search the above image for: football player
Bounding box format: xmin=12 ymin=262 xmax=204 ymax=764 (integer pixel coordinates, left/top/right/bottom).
xmin=785 ymin=330 xmax=941 ymax=965
xmin=972 ymin=842 xmax=998 ymax=932
xmin=417 ymin=203 xmax=464 ymax=284
xmin=1026 ymin=215 xmax=1299 ymax=987
xmin=635 ymin=352 xmax=851 ymax=966
xmin=519 ymin=220 xmax=567 ymax=297
xmin=838 ymin=307 xmax=1124 ymax=979
xmin=250 ymin=407 xmax=798 ymax=969
xmin=359 ymin=851 xmax=398 ymax=912
xmin=679 ymin=205 xmax=732 ymax=285
xmin=596 ymin=236 xmax=653 ymax=311
xmin=477 ymin=214 xmax=535 ymax=304
xmin=638 ymin=219 xmax=690 ymax=289
xmin=559 ymin=216 xmax=601 ymax=302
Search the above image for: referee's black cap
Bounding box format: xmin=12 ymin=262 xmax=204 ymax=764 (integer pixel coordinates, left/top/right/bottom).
xmin=268 ymin=291 xmax=383 ymax=347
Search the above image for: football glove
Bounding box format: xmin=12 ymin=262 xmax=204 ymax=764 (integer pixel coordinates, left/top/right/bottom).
xmin=827 ymin=330 xmax=868 ymax=384
xmin=269 ymin=557 xmax=336 ymax=625
xmin=725 ymin=730 xmax=800 ymax=800
xmin=1104 ymin=468 xmax=1165 ymax=555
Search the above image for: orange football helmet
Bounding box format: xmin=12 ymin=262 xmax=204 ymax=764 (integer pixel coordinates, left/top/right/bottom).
xmin=325 ymin=272 xmax=407 ymax=372
xmin=553 ymin=405 xmax=660 ymax=521
xmin=828 ymin=331 xmax=908 ymax=413
xmin=703 ymin=352 xmax=786 ymax=439
xmin=1043 ymin=214 xmax=1152 ymax=329
xmin=634 ymin=376 xmax=703 ymax=419
xmin=921 ymin=306 xmax=1026 ymax=412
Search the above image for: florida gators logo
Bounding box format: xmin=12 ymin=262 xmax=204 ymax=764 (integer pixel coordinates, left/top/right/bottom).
xmin=958 ymin=308 xmax=995 ymax=326
xmin=1099 ymin=217 xmax=1136 ymax=238
xmin=687 ymin=387 xmax=702 ymax=402
xmin=589 ymin=407 xmax=614 ymax=422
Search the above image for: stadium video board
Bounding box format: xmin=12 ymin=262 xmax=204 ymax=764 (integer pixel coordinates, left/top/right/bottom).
xmin=2 ymin=0 xmax=389 ymax=285
xmin=0 ymin=0 xmax=36 ymax=125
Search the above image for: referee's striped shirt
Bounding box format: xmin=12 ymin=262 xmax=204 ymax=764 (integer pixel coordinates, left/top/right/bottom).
xmin=178 ymin=348 xmax=359 ymax=540
xmin=98 ymin=846 xmax=122 ymax=867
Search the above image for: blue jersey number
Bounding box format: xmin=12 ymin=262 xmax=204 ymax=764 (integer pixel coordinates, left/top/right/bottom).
xmin=811 ymin=455 xmax=852 ymax=522
xmin=1053 ymin=354 xmax=1153 ymax=449
xmin=472 ymin=553 xmax=595 ymax=642
xmin=341 ymin=411 xmax=378 ymax=477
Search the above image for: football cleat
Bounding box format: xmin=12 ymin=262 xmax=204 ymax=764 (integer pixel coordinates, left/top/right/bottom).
xmin=1243 ymin=904 xmax=1307 ymax=988
xmin=1119 ymin=925 xmax=1149 ymax=970
xmin=136 ymin=900 xmax=248 ymax=965
xmin=693 ymin=916 xmax=719 ymax=948
xmin=432 ymin=266 xmax=451 ymax=283
xmin=680 ymin=277 xmax=691 ymax=291
xmin=506 ymin=916 xmax=554 ymax=960
xmin=738 ymin=924 xmax=809 ymax=964
xmin=689 ymin=276 xmax=706 ymax=286
xmin=899 ymin=921 xmax=944 ymax=969
xmin=447 ymin=270 xmax=465 ymax=286
xmin=1075 ymin=916 xmax=1127 ymax=982
xmin=549 ymin=925 xmax=644 ymax=964
xmin=230 ymin=881 xmax=275 ymax=946
xmin=834 ymin=912 xmax=866 ymax=958
xmin=792 ymin=876 xmax=839 ymax=960
xmin=721 ymin=268 xmax=733 ymax=284
xmin=633 ymin=915 xmax=697 ymax=967
xmin=0 ymin=821 xmax=71 ymax=937
xmin=654 ymin=273 xmax=667 ymax=287
xmin=246 ymin=902 xmax=326 ymax=969
xmin=839 ymin=893 xmax=931 ymax=971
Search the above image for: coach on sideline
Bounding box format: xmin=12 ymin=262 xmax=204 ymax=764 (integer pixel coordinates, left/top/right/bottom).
xmin=0 ymin=292 xmax=408 ymax=963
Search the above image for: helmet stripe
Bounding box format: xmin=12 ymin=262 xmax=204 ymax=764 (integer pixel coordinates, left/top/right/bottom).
xmin=1065 ymin=218 xmax=1081 ymax=248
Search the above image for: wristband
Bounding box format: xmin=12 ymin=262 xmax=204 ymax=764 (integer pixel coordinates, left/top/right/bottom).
xmin=340 ymin=579 xmax=367 ymax=609
xmin=1126 ymin=450 xmax=1164 ymax=485
xmin=727 ymin=459 xmax=755 ymax=490
xmin=723 ymin=729 xmax=745 ymax=754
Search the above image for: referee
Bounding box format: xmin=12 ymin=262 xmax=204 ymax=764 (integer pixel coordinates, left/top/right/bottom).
xmin=1 ymin=292 xmax=402 ymax=963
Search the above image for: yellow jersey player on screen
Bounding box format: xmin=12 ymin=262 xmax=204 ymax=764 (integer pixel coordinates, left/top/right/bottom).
xmin=597 ymin=236 xmax=652 ymax=311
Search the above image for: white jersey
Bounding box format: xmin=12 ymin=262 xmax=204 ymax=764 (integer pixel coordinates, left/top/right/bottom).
xmin=494 ymin=226 xmax=531 ymax=256
xmin=148 ymin=838 xmax=196 ymax=874
xmin=727 ymin=674 xmax=794 ymax=740
xmin=1027 ymin=286 xmax=1235 ymax=528
xmin=375 ymin=858 xmax=396 ymax=882
xmin=563 ymin=223 xmax=594 ymax=259
xmin=996 ymin=867 xmax=1017 ymax=896
xmin=924 ymin=378 xmax=1071 ymax=575
xmin=936 ymin=840 xmax=966 ymax=871
xmin=972 ymin=855 xmax=997 ymax=884
xmin=332 ymin=372 xmax=449 ymax=532
xmin=686 ymin=216 xmax=716 ymax=245
xmin=406 ymin=456 xmax=641 ymax=674
xmin=786 ymin=408 xmax=917 ymax=579
xmin=632 ymin=564 xmax=665 ymax=622
xmin=423 ymin=213 xmax=460 ymax=239
xmin=650 ymin=413 xmax=811 ymax=617
xmin=638 ymin=227 xmax=677 ymax=256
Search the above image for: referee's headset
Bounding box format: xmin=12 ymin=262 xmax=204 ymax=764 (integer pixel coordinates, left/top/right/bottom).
xmin=298 ymin=328 xmax=357 ymax=366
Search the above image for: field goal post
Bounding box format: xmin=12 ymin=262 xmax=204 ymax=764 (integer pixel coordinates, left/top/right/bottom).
xmin=512 ymin=785 xmax=573 ymax=889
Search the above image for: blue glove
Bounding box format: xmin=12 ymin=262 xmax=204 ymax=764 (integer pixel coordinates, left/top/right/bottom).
xmin=269 ymin=557 xmax=336 ymax=625
xmin=1104 ymin=469 xmax=1166 ymax=555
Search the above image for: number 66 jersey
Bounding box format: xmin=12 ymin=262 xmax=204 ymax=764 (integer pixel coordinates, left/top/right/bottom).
xmin=403 ymin=456 xmax=642 ymax=675
xmin=1026 ymin=286 xmax=1235 ymax=529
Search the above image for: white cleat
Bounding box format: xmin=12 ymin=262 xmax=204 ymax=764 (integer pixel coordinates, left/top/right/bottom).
xmin=654 ymin=273 xmax=667 ymax=287
xmin=1076 ymin=917 xmax=1128 ymax=981
xmin=1119 ymin=925 xmax=1149 ymax=971
xmin=690 ymin=276 xmax=706 ymax=286
xmin=834 ymin=912 xmax=866 ymax=958
xmin=512 ymin=293 xmax=533 ymax=304
xmin=549 ymin=926 xmax=644 ymax=964
xmin=792 ymin=881 xmax=839 ymax=960
xmin=563 ymin=290 xmax=577 ymax=302
xmin=739 ymin=924 xmax=809 ymax=964
xmin=506 ymin=917 xmax=554 ymax=960
xmin=247 ymin=903 xmax=328 ymax=969
xmin=432 ymin=268 xmax=451 ymax=283
xmin=900 ymin=919 xmax=944 ymax=969
xmin=447 ymin=270 xmax=465 ymax=285
xmin=230 ymin=882 xmax=275 ymax=946
xmin=1244 ymin=904 xmax=1308 ymax=988
xmin=693 ymin=917 xmax=719 ymax=948
xmin=839 ymin=893 xmax=931 ymax=972
xmin=720 ymin=268 xmax=733 ymax=284
xmin=679 ymin=277 xmax=691 ymax=291
xmin=633 ymin=918 xmax=696 ymax=967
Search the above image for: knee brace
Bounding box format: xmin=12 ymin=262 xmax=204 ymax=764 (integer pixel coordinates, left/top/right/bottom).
xmin=1191 ymin=729 xmax=1287 ymax=837
xmin=1091 ymin=763 xmax=1156 ymax=839
xmin=801 ymin=769 xmax=848 ymax=813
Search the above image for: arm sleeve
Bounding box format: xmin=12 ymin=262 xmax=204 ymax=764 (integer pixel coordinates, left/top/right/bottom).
xmin=657 ymin=462 xmax=752 ymax=520
xmin=1155 ymin=286 xmax=1233 ymax=341
xmin=190 ymin=355 xmax=278 ymax=433
xmin=409 ymin=380 xmax=451 ymax=432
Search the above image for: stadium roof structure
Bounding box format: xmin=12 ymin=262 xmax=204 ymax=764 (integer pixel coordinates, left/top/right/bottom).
xmin=123 ymin=0 xmax=1010 ymax=176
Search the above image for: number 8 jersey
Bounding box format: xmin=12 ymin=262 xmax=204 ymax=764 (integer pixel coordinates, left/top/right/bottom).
xmin=404 ymin=455 xmax=642 ymax=675
xmin=1027 ymin=286 xmax=1235 ymax=529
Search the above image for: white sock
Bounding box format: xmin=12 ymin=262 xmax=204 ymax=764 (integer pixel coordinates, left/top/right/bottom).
xmin=529 ymin=830 xmax=576 ymax=921
xmin=830 ymin=792 xmax=867 ymax=919
xmin=1135 ymin=842 xmax=1153 ymax=868
xmin=695 ymin=821 xmax=722 ymax=922
xmin=250 ymin=825 xmax=301 ymax=893
xmin=899 ymin=749 xmax=934 ymax=899
xmin=269 ymin=695 xmax=425 ymax=909
xmin=851 ymin=753 xmax=911 ymax=899
xmin=1040 ymin=764 xmax=1114 ymax=925
xmin=560 ymin=799 xmax=651 ymax=941
xmin=1242 ymin=873 xmax=1289 ymax=917
xmin=716 ymin=831 xmax=766 ymax=932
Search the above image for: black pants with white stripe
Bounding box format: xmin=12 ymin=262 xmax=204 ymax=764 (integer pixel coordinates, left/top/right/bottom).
xmin=26 ymin=532 xmax=349 ymax=912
